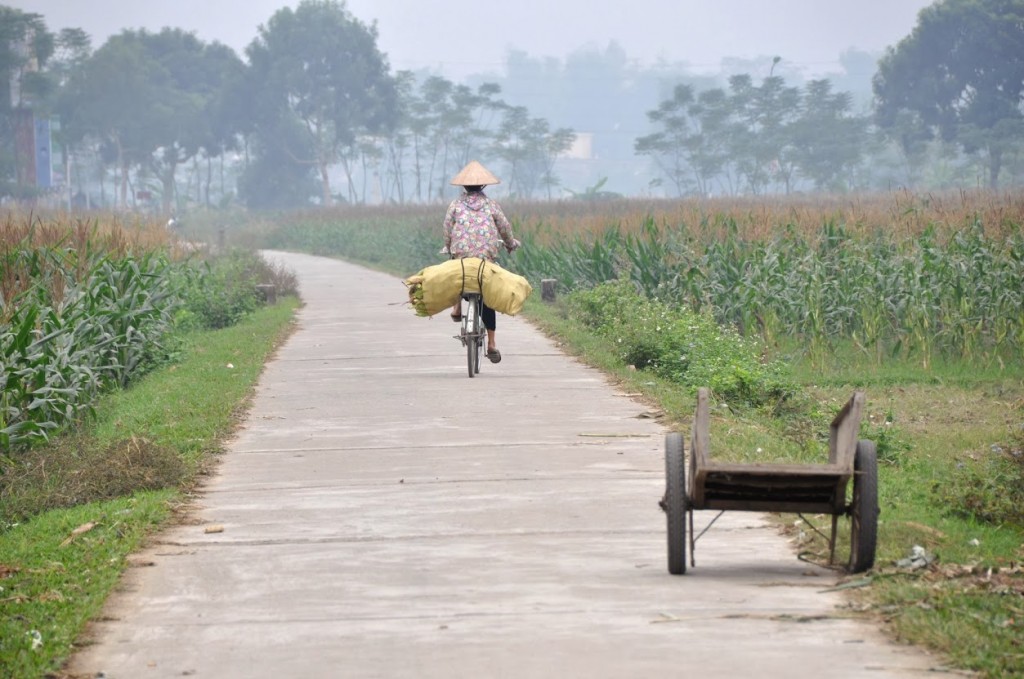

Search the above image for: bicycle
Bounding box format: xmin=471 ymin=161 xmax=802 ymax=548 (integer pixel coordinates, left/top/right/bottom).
xmin=446 ymin=247 xmax=520 ymax=378
xmin=456 ymin=292 xmax=485 ymax=378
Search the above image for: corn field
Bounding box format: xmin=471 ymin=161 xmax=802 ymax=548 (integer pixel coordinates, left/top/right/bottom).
xmin=261 ymin=190 xmax=1024 ymax=368
xmin=513 ymin=217 xmax=1024 ymax=367
xmin=1 ymin=214 xmax=178 ymax=450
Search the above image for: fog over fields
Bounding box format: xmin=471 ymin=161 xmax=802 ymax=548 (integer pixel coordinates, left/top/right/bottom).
xmin=9 ymin=0 xmax=933 ymax=80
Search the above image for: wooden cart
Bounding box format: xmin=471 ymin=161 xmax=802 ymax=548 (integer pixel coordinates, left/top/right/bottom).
xmin=662 ymin=388 xmax=878 ymax=575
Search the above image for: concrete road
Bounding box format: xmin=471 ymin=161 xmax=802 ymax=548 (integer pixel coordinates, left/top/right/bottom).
xmin=70 ymin=252 xmax=956 ymax=678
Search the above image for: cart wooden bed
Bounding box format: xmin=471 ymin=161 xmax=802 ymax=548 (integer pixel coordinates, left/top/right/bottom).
xmin=662 ymin=388 xmax=878 ymax=575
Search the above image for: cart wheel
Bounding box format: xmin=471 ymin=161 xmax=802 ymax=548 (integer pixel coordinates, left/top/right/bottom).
xmin=848 ymin=439 xmax=879 ymax=573
xmin=664 ymin=432 xmax=688 ymax=575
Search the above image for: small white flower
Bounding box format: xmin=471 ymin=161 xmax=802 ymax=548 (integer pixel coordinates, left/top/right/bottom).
xmin=28 ymin=630 xmax=42 ymax=650
xmin=226 ymin=363 xmax=235 ymax=369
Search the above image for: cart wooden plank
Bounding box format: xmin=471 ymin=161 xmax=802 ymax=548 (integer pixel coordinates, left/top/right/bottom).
xmin=829 ymin=391 xmax=865 ymax=469
xmin=688 ymin=388 xmax=865 ymax=513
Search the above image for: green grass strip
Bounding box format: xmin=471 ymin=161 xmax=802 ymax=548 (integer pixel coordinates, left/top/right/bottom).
xmin=0 ymin=299 xmax=298 ymax=679
xmin=0 ymin=492 xmax=173 ymax=678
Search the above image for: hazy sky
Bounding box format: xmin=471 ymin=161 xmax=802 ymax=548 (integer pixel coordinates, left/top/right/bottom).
xmin=10 ymin=0 xmax=934 ymax=79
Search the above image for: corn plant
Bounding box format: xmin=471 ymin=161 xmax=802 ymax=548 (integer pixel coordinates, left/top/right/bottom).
xmin=1 ymin=252 xmax=179 ymax=450
xmin=1 ymin=215 xmax=180 ymax=451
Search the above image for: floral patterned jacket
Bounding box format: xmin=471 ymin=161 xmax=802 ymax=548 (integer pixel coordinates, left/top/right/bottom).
xmin=442 ymin=191 xmax=519 ymax=261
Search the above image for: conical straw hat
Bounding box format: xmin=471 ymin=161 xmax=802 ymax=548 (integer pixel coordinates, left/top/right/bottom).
xmin=450 ymin=160 xmax=500 ymax=186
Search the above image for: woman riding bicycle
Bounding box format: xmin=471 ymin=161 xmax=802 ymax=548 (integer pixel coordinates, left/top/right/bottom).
xmin=442 ymin=160 xmax=520 ymax=364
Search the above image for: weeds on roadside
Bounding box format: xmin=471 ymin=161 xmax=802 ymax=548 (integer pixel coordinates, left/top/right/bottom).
xmin=565 ymin=278 xmax=796 ymax=410
xmin=934 ymin=418 xmax=1024 ymax=526
xmin=0 ymin=434 xmax=185 ymax=525
xmin=173 ymin=249 xmax=298 ymax=330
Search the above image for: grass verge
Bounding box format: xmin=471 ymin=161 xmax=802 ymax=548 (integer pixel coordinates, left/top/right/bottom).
xmin=0 ymin=298 xmax=299 ymax=679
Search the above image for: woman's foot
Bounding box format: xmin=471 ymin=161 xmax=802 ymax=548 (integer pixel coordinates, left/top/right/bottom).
xmin=486 ymin=347 xmax=501 ymax=363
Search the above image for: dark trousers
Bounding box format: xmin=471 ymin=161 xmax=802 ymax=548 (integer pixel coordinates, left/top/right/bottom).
xmin=482 ymin=302 xmax=496 ymax=331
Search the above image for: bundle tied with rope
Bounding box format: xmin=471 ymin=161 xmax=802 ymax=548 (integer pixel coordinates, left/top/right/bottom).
xmin=404 ymin=257 xmax=533 ymax=317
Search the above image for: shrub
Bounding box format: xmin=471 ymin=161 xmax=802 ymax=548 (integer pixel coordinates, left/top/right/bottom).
xmin=566 ymin=279 xmax=796 ymax=408
xmin=933 ymin=424 xmax=1024 ymax=525
xmin=173 ymin=249 xmax=297 ymax=330
xmin=860 ymin=412 xmax=913 ymax=466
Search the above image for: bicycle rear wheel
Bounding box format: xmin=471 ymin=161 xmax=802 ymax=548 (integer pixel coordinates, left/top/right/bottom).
xmin=465 ymin=298 xmax=480 ymax=378
xmin=474 ymin=297 xmax=483 ymax=375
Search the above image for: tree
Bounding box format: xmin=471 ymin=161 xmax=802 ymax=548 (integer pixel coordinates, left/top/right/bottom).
xmin=635 ymin=84 xmax=733 ymax=197
xmin=380 ymin=74 xmax=508 ymax=204
xmin=874 ymin=108 xmax=933 ymax=188
xmin=789 ymin=80 xmax=869 ymax=192
xmin=446 ymin=81 xmax=505 ymax=194
xmin=636 ymin=75 xmax=806 ymax=197
xmin=245 ymin=0 xmax=398 ymax=206
xmin=144 ymin=31 xmax=246 ymax=213
xmin=45 ymin=28 xmax=92 ymax=204
xmin=238 ymin=116 xmax=319 ymax=210
xmin=635 ymin=84 xmax=699 ymax=196
xmin=188 ymin=41 xmax=248 ymax=209
xmin=482 ymin=44 xmax=722 ymax=196
xmin=685 ymin=88 xmax=734 ymax=196
xmin=491 ymin=105 xmax=535 ymax=197
xmin=726 ymin=74 xmax=801 ymax=195
xmin=491 ymin=105 xmax=575 ymax=198
xmin=413 ymin=75 xmax=465 ymax=202
xmin=874 ymin=0 xmax=1024 ymax=188
xmin=538 ymin=126 xmax=577 ymax=199
xmin=380 ymin=70 xmax=416 ymax=203
xmin=59 ymin=29 xmax=244 ymax=212
xmin=58 ymin=34 xmax=156 ymax=208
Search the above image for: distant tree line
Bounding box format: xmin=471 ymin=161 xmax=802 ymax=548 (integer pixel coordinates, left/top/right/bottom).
xmin=635 ymin=0 xmax=1024 ymax=196
xmin=1 ymin=0 xmax=1022 ymax=211
xmin=635 ymin=75 xmax=872 ymax=196
xmin=0 ymin=0 xmax=576 ymax=210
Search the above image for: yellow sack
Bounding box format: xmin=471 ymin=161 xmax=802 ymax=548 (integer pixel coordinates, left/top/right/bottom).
xmin=404 ymin=258 xmax=486 ymax=317
xmin=404 ymin=258 xmax=532 ymax=318
xmin=481 ymin=263 xmax=533 ymax=316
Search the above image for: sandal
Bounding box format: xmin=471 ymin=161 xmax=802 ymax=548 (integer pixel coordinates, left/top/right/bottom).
xmin=486 ymin=348 xmax=502 ymax=364
xmin=450 ymin=312 xmax=462 ymax=323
